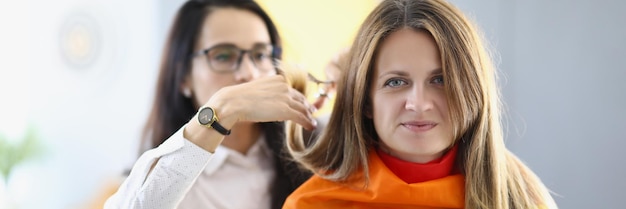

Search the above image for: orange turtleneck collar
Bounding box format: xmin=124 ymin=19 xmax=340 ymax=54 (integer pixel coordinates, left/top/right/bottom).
xmin=283 ymin=146 xmax=465 ymax=209
xmin=377 ymin=144 xmax=459 ymax=184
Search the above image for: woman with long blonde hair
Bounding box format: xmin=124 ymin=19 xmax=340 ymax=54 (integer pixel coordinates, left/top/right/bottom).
xmin=284 ymin=0 xmax=557 ymax=208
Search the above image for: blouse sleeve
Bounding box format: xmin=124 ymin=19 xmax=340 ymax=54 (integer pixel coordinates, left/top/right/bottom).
xmin=104 ymin=126 xmax=213 ymax=209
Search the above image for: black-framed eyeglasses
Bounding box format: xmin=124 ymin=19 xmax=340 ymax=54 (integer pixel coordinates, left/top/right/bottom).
xmin=192 ymin=43 xmax=279 ymax=73
xmin=307 ymin=72 xmax=336 ymax=97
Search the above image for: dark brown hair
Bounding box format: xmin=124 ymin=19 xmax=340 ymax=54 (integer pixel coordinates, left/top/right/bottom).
xmin=140 ymin=0 xmax=309 ymax=208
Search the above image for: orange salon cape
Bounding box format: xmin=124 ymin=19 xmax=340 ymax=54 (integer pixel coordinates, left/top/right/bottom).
xmin=283 ymin=149 xmax=465 ymax=209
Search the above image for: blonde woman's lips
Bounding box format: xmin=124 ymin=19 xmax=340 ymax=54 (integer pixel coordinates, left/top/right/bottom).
xmin=401 ymin=121 xmax=437 ymax=132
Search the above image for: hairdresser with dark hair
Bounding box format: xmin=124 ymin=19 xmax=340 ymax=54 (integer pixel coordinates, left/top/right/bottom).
xmin=105 ymin=0 xmax=316 ymax=208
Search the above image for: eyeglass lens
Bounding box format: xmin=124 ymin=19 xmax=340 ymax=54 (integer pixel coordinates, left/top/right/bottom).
xmin=206 ymin=44 xmax=274 ymax=72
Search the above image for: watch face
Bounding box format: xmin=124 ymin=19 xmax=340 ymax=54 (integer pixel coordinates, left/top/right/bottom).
xmin=198 ymin=107 xmax=215 ymax=125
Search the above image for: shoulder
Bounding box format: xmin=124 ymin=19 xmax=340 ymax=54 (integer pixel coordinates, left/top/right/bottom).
xmin=282 ymin=175 xmax=348 ymax=209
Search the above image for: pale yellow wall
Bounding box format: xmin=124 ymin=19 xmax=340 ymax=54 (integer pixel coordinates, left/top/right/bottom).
xmin=257 ymin=0 xmax=378 ymax=115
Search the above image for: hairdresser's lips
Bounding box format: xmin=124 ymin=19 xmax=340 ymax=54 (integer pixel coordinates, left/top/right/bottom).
xmin=401 ymin=121 xmax=437 ymax=133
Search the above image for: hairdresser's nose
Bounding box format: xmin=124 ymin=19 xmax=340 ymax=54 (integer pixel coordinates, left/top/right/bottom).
xmin=234 ymin=54 xmax=260 ymax=83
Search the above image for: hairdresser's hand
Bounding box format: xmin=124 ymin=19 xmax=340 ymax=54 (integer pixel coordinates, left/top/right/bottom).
xmin=206 ymin=75 xmax=317 ymax=131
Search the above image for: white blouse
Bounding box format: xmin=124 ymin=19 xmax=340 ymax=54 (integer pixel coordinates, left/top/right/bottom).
xmin=105 ymin=127 xmax=275 ymax=209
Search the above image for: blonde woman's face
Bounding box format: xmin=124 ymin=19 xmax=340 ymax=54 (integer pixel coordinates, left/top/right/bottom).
xmin=369 ymin=29 xmax=453 ymax=163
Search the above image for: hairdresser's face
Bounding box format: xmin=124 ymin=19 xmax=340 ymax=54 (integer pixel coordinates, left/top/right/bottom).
xmin=187 ymin=8 xmax=274 ymax=108
xmin=369 ymin=29 xmax=453 ymax=163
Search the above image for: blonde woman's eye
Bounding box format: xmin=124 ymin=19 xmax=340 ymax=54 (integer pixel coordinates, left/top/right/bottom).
xmin=431 ymin=75 xmax=444 ymax=84
xmin=384 ymin=78 xmax=406 ymax=87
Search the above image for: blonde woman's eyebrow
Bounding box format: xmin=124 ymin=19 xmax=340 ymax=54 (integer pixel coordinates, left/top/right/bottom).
xmin=378 ymin=70 xmax=409 ymax=78
xmin=378 ymin=68 xmax=442 ymax=78
xmin=429 ymin=68 xmax=443 ymax=75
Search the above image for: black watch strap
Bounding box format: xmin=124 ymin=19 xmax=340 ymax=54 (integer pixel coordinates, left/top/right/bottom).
xmin=211 ymin=121 xmax=231 ymax=135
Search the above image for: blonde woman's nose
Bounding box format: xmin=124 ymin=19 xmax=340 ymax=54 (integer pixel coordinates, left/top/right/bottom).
xmin=404 ymin=86 xmax=433 ymax=112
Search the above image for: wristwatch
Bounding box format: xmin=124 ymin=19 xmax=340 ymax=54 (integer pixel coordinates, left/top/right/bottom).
xmin=197 ymin=106 xmax=231 ymax=135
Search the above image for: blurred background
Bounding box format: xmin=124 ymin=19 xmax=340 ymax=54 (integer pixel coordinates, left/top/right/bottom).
xmin=0 ymin=0 xmax=623 ymax=208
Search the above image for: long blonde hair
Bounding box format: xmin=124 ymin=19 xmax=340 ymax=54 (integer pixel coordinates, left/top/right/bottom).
xmin=286 ymin=0 xmax=557 ymax=208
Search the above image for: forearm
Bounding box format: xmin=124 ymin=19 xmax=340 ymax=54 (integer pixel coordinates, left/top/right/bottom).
xmin=104 ymin=128 xmax=213 ymax=209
